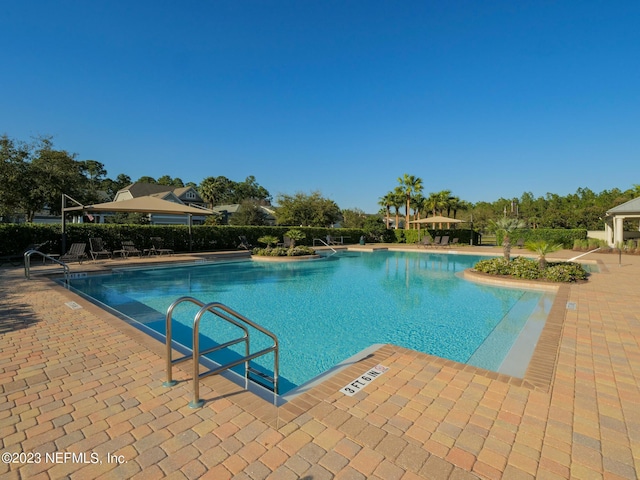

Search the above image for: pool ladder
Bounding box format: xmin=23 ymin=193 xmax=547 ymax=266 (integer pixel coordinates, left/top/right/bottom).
xmin=164 ymin=296 xmax=279 ymax=408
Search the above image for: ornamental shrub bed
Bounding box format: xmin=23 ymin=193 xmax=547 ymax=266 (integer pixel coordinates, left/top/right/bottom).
xmin=473 ymin=257 xmax=588 ymax=283
xmin=252 ymin=246 xmax=316 ymax=257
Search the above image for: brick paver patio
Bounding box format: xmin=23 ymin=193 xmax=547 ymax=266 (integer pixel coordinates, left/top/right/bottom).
xmin=1 ymin=247 xmax=638 ymax=479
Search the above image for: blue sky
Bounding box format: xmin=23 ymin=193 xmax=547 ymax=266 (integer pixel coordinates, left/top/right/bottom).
xmin=2 ymin=1 xmax=638 ymax=213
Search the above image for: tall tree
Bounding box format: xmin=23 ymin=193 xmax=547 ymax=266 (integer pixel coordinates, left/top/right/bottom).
xmin=274 ymin=191 xmax=340 ymax=227
xmin=378 ymin=192 xmax=395 ymax=229
xmin=397 ymin=174 xmax=423 ymax=229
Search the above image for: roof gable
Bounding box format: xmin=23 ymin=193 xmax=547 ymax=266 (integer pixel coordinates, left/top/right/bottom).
xmin=607 ymin=196 xmax=640 ymax=214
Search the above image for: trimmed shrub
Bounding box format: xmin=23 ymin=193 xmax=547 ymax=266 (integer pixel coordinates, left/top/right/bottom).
xmin=509 ymin=256 xmax=542 ymax=280
xmin=473 ymin=256 xmax=588 ymax=282
xmin=544 ymin=262 xmax=589 ymax=282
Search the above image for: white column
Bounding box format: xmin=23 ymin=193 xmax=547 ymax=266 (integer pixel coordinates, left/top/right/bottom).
xmin=614 ymin=216 xmax=625 ymax=247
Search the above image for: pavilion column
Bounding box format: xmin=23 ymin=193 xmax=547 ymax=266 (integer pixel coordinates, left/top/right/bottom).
xmin=614 ymin=216 xmax=625 ymax=247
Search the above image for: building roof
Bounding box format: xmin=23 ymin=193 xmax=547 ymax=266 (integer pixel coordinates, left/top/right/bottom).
xmin=606 ymin=196 xmax=640 ymax=215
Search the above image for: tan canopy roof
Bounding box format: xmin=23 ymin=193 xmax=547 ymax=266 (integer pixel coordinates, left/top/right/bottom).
xmin=409 ymin=215 xmax=464 ymax=225
xmin=64 ymin=196 xmax=212 ymax=215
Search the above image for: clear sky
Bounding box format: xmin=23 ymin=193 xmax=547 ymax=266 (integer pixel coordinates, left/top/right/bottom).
xmin=2 ymin=1 xmax=638 ymax=213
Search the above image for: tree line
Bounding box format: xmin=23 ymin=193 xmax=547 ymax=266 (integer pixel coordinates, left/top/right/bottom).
xmin=380 ymin=174 xmax=640 ymax=232
xmin=2 ymin=135 xmax=638 ymax=230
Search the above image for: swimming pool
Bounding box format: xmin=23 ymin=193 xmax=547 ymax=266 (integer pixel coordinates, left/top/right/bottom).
xmin=68 ymin=250 xmax=554 ymax=395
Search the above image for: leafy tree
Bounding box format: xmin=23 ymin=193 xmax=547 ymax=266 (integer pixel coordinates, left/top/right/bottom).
xmin=229 ymin=200 xmax=268 ymax=226
xmin=341 ymin=208 xmax=367 ymax=228
xmin=102 ymin=173 xmax=132 ymax=199
xmin=274 ymin=191 xmax=340 ymax=227
xmin=157 ymin=175 xmax=184 ymax=187
xmin=0 ymin=135 xmax=30 ymax=219
xmin=363 ymin=216 xmax=393 ymax=242
xmin=26 ymin=137 xmax=88 ymax=220
xmin=137 ymin=176 xmax=157 ymax=184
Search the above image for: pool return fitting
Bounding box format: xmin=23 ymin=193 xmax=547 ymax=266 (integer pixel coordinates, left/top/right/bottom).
xmin=164 ymin=296 xmax=279 ymax=407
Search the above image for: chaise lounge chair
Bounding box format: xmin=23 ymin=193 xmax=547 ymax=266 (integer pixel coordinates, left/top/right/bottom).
xmin=148 ymin=237 xmax=174 ymax=256
xmin=61 ymin=243 xmax=87 ymax=264
xmin=434 ymin=235 xmax=450 ymax=248
xmin=238 ymin=236 xmax=253 ymax=250
xmin=418 ymin=237 xmax=434 ymax=248
xmin=117 ymin=240 xmax=142 ymax=258
xmin=89 ymin=238 xmax=112 ymax=260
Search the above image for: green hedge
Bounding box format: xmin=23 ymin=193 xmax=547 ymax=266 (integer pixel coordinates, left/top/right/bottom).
xmin=496 ymin=229 xmax=587 ymax=249
xmin=394 ymin=229 xmax=481 ymax=245
xmin=0 ymin=223 xmax=366 ymax=255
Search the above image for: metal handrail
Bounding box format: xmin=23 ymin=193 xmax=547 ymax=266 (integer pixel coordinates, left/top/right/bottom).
xmin=312 ymin=237 xmax=337 ymax=253
xmin=24 ymin=250 xmax=70 ymax=283
xmin=164 ymin=296 xmax=279 ymax=408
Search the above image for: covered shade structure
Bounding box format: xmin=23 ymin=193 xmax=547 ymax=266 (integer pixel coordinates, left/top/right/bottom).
xmin=410 ymin=215 xmax=465 ymax=228
xmin=409 ymin=216 xmax=466 ymax=241
xmin=604 ymin=196 xmax=640 ymax=247
xmin=61 ymin=195 xmax=213 ymax=252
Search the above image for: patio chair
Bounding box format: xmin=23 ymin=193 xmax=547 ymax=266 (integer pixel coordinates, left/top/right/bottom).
xmin=418 ymin=237 xmax=433 ymax=248
xmin=435 ymin=236 xmax=450 ymax=248
xmin=119 ymin=240 xmax=142 ymax=258
xmin=60 ymin=243 xmax=87 ymax=264
xmin=149 ymin=237 xmax=174 ymax=256
xmin=89 ymin=238 xmax=112 ymax=260
xmin=238 ymin=236 xmax=253 ymax=250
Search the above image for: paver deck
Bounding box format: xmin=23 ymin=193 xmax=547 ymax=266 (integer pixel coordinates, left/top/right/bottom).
xmin=1 ymin=247 xmax=638 ymax=479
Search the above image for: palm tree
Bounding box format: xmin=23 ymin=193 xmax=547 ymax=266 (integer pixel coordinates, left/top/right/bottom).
xmin=525 ymin=240 xmax=563 ymax=269
xmin=489 ymin=217 xmax=527 ymax=261
xmin=392 ymin=187 xmax=405 ymax=229
xmin=397 ymin=174 xmax=423 ymax=230
xmin=411 ymin=194 xmax=426 ymax=225
xmin=378 ymin=192 xmax=395 ymax=229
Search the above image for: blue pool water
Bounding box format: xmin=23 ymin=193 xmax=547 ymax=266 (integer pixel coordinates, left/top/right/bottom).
xmin=69 ymin=251 xmax=552 ymax=394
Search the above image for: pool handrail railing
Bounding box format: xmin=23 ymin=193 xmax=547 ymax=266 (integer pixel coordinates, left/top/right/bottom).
xmin=24 ymin=249 xmax=70 ymax=283
xmin=164 ymin=296 xmax=279 ymax=407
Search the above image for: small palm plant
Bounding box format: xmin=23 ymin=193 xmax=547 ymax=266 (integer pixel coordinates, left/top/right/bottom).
xmin=488 ymin=217 xmax=527 ymax=261
xmin=257 ymin=235 xmax=279 ymax=249
xmin=525 ymin=240 xmax=563 ymax=269
xmin=284 ymin=229 xmax=305 ymax=248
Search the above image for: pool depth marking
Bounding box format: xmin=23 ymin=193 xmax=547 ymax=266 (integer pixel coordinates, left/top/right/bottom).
xmin=340 ymin=364 xmax=389 ymax=396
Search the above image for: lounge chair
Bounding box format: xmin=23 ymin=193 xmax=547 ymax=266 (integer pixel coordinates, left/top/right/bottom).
xmin=451 ymin=238 xmax=459 ymax=246
xmin=89 ymin=238 xmax=112 ymax=260
xmin=60 ymin=243 xmax=87 ymax=264
xmin=148 ymin=237 xmax=174 ymax=256
xmin=418 ymin=237 xmax=433 ymax=248
xmin=238 ymin=236 xmax=253 ymax=250
xmin=432 ymin=236 xmax=441 ymax=245
xmin=435 ymin=236 xmax=450 ymax=248
xmin=119 ymin=240 xmax=142 ymax=258
xmin=515 ymin=238 xmax=525 ymax=248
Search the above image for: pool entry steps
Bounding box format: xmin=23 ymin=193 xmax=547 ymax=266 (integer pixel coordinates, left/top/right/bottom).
xmin=163 ymin=296 xmax=280 ymax=407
